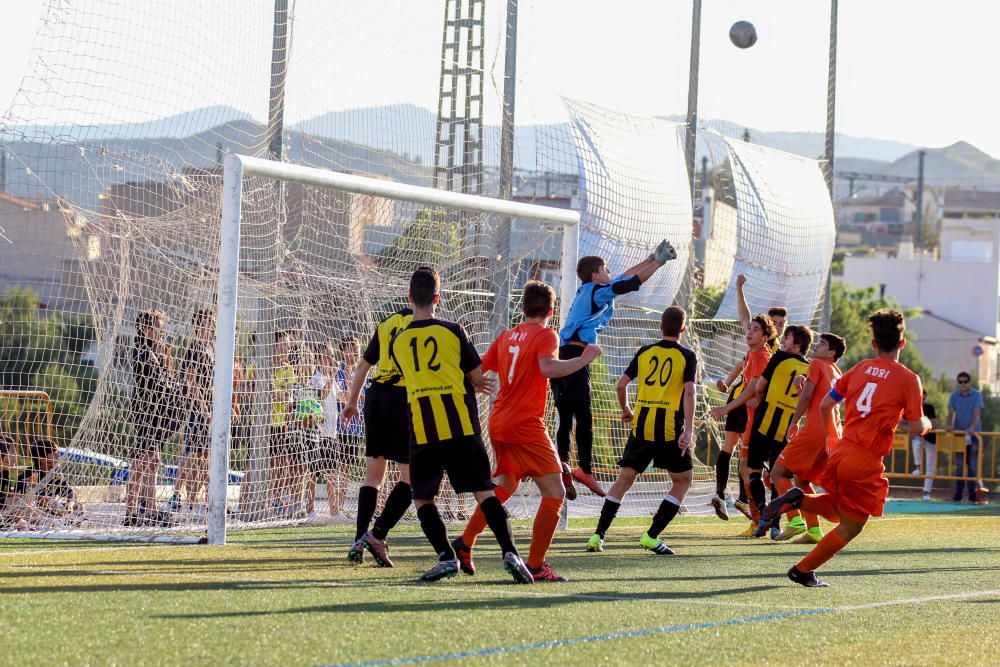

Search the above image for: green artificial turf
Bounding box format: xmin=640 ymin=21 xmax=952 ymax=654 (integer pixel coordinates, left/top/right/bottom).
xmin=2 ymin=511 xmax=1000 ymax=666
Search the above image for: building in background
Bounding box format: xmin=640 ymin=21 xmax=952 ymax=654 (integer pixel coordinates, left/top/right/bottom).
xmin=0 ymin=192 xmax=96 ymax=313
xmin=843 ymin=213 xmax=1000 ymax=390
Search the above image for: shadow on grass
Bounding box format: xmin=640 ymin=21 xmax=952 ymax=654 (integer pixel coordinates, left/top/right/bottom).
xmin=155 ymin=583 xmax=780 ymax=619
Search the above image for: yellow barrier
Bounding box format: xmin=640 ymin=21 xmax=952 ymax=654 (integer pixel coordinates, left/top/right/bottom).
xmin=0 ymin=390 xmax=55 ymax=450
xmin=887 ymin=430 xmax=999 ymax=484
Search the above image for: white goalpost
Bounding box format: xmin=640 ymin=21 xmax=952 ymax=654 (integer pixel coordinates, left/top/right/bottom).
xmin=208 ymin=154 xmax=581 ymax=545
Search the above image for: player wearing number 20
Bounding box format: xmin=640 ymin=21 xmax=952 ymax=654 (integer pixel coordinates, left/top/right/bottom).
xmin=390 ymin=267 xmax=533 ymax=583
xmin=763 ymin=309 xmax=929 ymax=587
xmin=586 ymin=306 xmax=697 ymax=556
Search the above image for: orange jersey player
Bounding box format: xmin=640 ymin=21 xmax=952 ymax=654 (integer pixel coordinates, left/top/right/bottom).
xmin=763 ymin=309 xmax=929 ymax=587
xmin=452 ymin=281 xmax=601 ymax=583
xmin=709 ymin=313 xmax=775 ymax=531
xmin=768 ymin=332 xmax=846 ymax=543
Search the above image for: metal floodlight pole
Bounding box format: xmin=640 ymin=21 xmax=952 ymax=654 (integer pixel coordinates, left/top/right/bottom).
xmin=684 ymin=0 xmax=702 ymax=201
xmin=267 ymin=0 xmax=289 ymax=160
xmin=821 ymin=0 xmax=839 ymax=331
xmin=914 ymin=149 xmax=926 ymax=246
xmin=493 ymin=0 xmax=518 ymax=337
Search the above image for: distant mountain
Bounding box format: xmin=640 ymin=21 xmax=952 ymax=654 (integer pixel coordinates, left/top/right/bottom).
xmin=291 ymin=103 xmax=572 ymax=172
xmin=2 ymin=106 xmax=252 ymax=142
xmin=0 ymin=116 xmax=435 ymax=211
xmin=3 ymin=103 xmax=998 ymax=212
xmin=834 ymin=141 xmax=1000 ymax=194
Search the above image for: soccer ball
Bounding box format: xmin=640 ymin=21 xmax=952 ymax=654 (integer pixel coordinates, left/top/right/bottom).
xmin=729 ymin=20 xmax=757 ymax=49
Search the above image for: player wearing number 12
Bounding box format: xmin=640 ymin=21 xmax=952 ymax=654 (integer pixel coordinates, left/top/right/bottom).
xmin=390 ymin=267 xmax=533 ymax=584
xmin=763 ymin=309 xmax=929 ymax=587
xmin=452 ymin=281 xmax=601 ymax=582
xmin=586 ymin=306 xmax=697 ymax=556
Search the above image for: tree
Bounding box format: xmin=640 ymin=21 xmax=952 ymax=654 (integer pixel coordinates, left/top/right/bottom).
xmin=0 ymin=286 xmax=97 ymax=444
xmin=830 ymin=282 xmax=952 ymax=419
xmin=31 ymin=362 xmax=84 ymax=444
xmin=374 ymin=207 xmax=462 ymax=270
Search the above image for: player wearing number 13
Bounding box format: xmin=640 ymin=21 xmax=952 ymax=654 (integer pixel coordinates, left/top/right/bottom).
xmin=746 ymin=325 xmax=812 ymax=537
xmin=763 ymin=309 xmax=929 ymax=587
xmin=390 ymin=267 xmax=533 ymax=583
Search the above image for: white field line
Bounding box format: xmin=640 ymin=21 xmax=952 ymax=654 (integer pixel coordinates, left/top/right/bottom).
xmin=836 ymin=589 xmax=1000 ymax=611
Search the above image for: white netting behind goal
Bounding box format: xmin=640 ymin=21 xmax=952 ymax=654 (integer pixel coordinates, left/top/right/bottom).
xmin=530 ymin=100 xmax=835 ymax=520
xmin=0 ymin=0 xmax=836 ymax=539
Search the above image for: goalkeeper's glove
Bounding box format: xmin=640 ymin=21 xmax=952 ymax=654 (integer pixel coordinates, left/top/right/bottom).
xmin=648 ymin=239 xmax=677 ymax=265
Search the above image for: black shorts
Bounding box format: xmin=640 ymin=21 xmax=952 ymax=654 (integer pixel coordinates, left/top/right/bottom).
xmin=551 ymin=344 xmax=592 ymax=402
xmin=285 ymin=428 xmax=318 ymax=466
xmin=618 ymin=435 xmax=693 ymax=474
xmin=364 ymin=383 xmax=410 ymax=464
xmin=310 ymin=436 xmax=342 ymax=473
xmin=183 ymin=413 xmax=211 ymax=456
xmin=724 ymin=404 xmax=748 ymax=434
xmin=409 ymin=434 xmax=495 ymax=501
xmin=746 ymin=430 xmax=786 ymax=471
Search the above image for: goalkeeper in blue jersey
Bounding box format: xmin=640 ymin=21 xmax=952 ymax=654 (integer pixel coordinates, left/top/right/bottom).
xmin=553 ymin=240 xmax=677 ymax=498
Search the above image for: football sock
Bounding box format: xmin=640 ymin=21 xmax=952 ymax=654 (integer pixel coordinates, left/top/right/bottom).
xmin=461 ymin=486 xmax=513 ymax=549
xmin=743 ymin=480 xmax=760 ymax=520
xmin=715 ymin=451 xmax=732 ymax=498
xmin=775 ymin=478 xmax=802 ymax=520
xmin=797 ymin=529 xmax=849 ymax=572
xmin=647 ymin=495 xmax=681 ymax=539
xmin=576 ymin=401 xmax=594 ymax=474
xmin=480 ymin=495 xmax=518 ymax=556
xmin=595 ymin=496 xmax=622 ymax=538
xmin=355 ymin=485 xmax=378 ymax=541
xmin=749 ymin=472 xmax=767 ymax=517
xmin=799 ymin=481 xmax=820 ymax=529
xmin=371 ymin=482 xmax=411 ymax=540
xmin=800 ymin=494 xmax=840 ymax=523
xmin=417 ymin=503 xmax=455 ymax=561
xmin=738 ymin=481 xmax=748 ymax=505
xmin=527 ymin=496 xmax=563 ymax=569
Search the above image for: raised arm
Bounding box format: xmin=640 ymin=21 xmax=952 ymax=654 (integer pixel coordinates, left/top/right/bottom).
xmin=736 ymin=274 xmax=751 ymax=330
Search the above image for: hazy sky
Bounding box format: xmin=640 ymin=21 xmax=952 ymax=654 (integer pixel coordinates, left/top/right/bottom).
xmin=2 ymin=0 xmax=998 ymax=157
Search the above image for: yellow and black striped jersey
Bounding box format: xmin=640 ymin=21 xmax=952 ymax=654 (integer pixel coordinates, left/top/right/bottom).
xmin=752 ymin=350 xmax=809 ymax=441
xmin=623 ymin=340 xmax=697 ymax=442
xmin=362 ymin=308 xmax=413 ymax=386
xmin=390 ymin=318 xmax=482 ymax=445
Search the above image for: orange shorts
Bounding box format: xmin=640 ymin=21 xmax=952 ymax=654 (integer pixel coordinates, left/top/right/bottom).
xmin=821 ymin=442 xmax=888 ymax=519
xmin=776 ymin=431 xmax=829 ymax=483
xmin=491 ymin=438 xmax=562 ymax=481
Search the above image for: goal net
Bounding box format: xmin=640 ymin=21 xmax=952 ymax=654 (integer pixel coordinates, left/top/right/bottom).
xmin=0 ymin=0 xmax=836 ymax=540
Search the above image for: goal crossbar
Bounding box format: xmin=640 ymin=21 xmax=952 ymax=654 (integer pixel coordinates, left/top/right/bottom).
xmin=208 ymin=154 xmax=581 ymax=544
